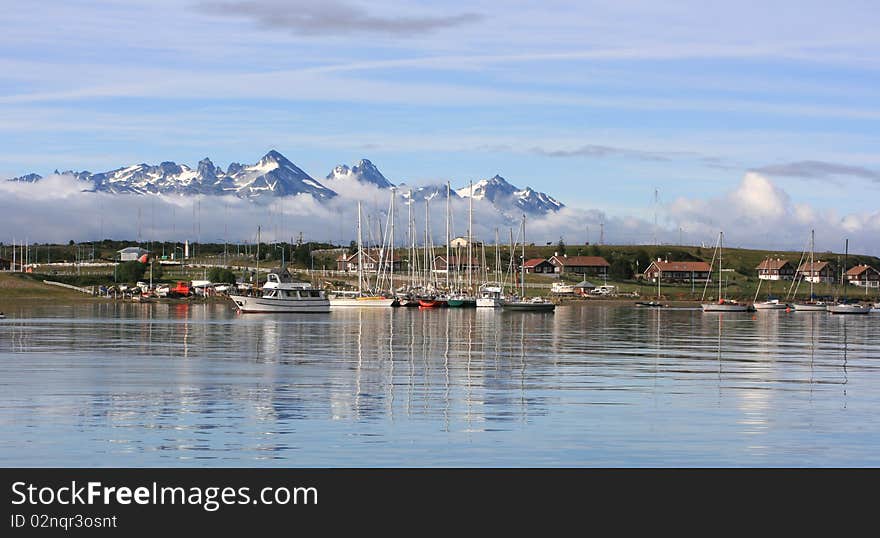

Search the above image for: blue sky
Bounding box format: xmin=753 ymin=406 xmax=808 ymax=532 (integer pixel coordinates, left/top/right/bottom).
xmin=2 ymin=0 xmax=880 ymax=251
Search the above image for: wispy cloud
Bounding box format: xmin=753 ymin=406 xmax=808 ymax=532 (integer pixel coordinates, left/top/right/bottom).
xmin=195 ymin=0 xmax=484 ymax=36
xmin=531 ymin=144 xmax=681 ymax=162
xmin=752 ymin=160 xmax=880 ymax=183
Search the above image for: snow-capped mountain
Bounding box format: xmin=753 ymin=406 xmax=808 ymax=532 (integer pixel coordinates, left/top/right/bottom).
xmin=326 ymin=159 xmax=394 ymax=189
xmin=456 ymin=175 xmax=563 ymax=215
xmin=6 ymin=153 xmax=564 ymax=215
xmin=7 ymin=150 xmax=337 ymax=200
xmin=399 ymin=183 xmax=459 ymax=202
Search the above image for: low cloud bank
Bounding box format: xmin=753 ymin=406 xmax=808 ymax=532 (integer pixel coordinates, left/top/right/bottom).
xmin=2 ymin=172 xmax=879 ymax=255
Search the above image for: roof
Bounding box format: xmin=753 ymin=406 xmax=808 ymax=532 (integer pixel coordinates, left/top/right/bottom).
xmin=756 ymin=258 xmax=792 ymax=270
xmin=523 ymin=258 xmax=549 ymax=268
xmin=549 ymin=255 xmax=610 ymax=267
xmin=648 ymin=260 xmax=711 ymax=272
xmin=118 ymin=247 xmax=149 ymax=254
xmin=797 ymin=261 xmax=829 ymax=272
xmin=433 ymin=255 xmax=480 ymax=268
xmin=337 ymin=249 xmax=401 ymax=263
xmin=574 ymin=280 xmax=596 ymax=288
xmin=846 ymin=264 xmax=878 ymax=276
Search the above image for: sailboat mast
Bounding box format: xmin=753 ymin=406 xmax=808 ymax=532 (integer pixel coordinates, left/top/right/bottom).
xmin=495 ymin=228 xmax=500 ymax=278
xmin=843 ymin=238 xmax=848 ymax=301
xmin=718 ymin=231 xmax=723 ymax=300
xmin=357 ymin=202 xmax=363 ymax=295
xmin=389 ymin=189 xmax=395 ymax=296
xmin=446 ymin=182 xmax=451 ymax=292
xmin=408 ymin=194 xmax=414 ymax=285
xmin=809 ymin=229 xmax=815 ymax=299
xmin=521 ymin=214 xmax=526 ymax=297
xmin=468 ymin=181 xmax=473 ymax=294
xmin=424 ymin=200 xmax=430 ymax=289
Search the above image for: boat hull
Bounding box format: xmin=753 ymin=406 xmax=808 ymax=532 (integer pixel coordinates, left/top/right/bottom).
xmin=329 ymin=297 xmax=395 ymax=308
xmin=502 ymin=302 xmax=556 ymax=312
xmin=418 ymin=299 xmax=447 ymax=308
xmin=753 ymin=302 xmax=789 ymax=310
xmin=447 ymin=299 xmax=477 ymax=308
xmin=701 ymin=303 xmax=750 ymax=312
xmin=230 ymin=295 xmax=330 ymax=313
xmin=828 ymin=304 xmax=871 ymax=315
xmin=476 ymin=297 xmax=504 ymax=308
xmin=792 ymin=303 xmax=828 ymax=312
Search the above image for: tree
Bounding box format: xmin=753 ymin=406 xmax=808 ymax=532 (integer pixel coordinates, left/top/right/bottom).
xmin=610 ymin=257 xmax=633 ymax=280
xmin=207 ymin=267 xmax=237 ymax=285
xmin=116 ymin=261 xmax=146 ymax=283
xmin=557 ymin=237 xmax=566 ymax=256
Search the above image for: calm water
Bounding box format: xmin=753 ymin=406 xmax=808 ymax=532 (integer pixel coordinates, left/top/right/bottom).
xmin=1 ymin=302 xmax=879 ymax=466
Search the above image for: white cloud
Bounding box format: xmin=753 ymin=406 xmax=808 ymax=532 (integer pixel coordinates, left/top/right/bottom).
xmin=668 ymin=172 xmax=880 ymax=253
xmin=2 ymin=172 xmax=879 ymax=256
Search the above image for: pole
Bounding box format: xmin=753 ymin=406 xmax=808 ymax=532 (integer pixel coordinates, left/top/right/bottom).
xmin=718 ymin=231 xmax=723 ymax=300
xmin=521 ymin=215 xmax=526 ymax=297
xmin=468 ymin=180 xmax=473 ymax=294
xmin=357 ymin=202 xmax=363 ymax=295
xmin=390 ymin=189 xmax=395 ymax=296
xmin=446 ymin=182 xmax=451 ymax=292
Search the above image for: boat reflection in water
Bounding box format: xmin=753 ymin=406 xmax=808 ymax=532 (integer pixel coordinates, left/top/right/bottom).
xmin=0 ymin=303 xmax=878 ymax=466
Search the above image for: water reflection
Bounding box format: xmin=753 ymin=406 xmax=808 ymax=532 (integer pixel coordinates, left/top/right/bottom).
xmin=0 ymin=303 xmax=879 ymax=466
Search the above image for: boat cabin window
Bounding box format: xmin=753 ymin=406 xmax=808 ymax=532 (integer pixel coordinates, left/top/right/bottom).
xmin=265 ymin=290 xmax=277 ymax=298
xmin=267 ymin=274 xmax=280 ymax=283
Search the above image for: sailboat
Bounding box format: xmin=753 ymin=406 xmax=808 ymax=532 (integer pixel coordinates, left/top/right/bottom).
xmin=828 ymin=239 xmax=870 ymax=315
xmin=477 ymin=229 xmax=506 ymax=307
xmin=792 ymin=230 xmax=829 ymax=312
xmin=635 ymin=259 xmax=668 ymax=307
xmin=753 ymin=256 xmax=789 ymax=310
xmin=329 ymin=201 xmax=395 ymax=308
xmin=502 ymin=215 xmax=555 ymax=312
xmin=701 ymin=231 xmax=750 ymax=312
xmin=447 ymin=181 xmax=477 ymax=308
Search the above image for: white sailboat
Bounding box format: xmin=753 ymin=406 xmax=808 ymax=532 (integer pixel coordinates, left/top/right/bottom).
xmin=792 ymin=230 xmax=829 ymax=311
xmin=753 ymin=256 xmax=789 ymax=310
xmin=701 ymin=231 xmax=750 ymax=312
xmin=477 ymin=229 xmax=506 ymax=307
xmin=329 ymin=201 xmax=395 ymax=308
xmin=502 ymin=215 xmax=555 ymax=312
xmin=828 ymin=238 xmax=870 ymax=315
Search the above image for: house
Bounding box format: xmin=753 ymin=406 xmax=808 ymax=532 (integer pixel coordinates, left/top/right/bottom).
xmin=336 ymin=249 xmax=402 ymax=273
xmin=432 ymin=255 xmax=481 ymax=274
xmin=118 ymin=247 xmax=150 ymax=262
xmin=643 ymin=259 xmax=712 ymax=283
xmin=449 ymin=236 xmax=481 ymax=249
xmin=523 ymin=258 xmax=555 ymax=274
xmin=797 ymin=261 xmax=834 ymax=284
xmin=756 ymin=258 xmax=795 ymax=280
xmin=548 ymin=255 xmax=610 ymax=277
xmin=846 ymin=264 xmax=880 ymax=288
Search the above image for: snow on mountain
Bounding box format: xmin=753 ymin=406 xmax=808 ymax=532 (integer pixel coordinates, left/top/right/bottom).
xmin=6 ymin=156 xmax=564 ymax=215
xmin=326 ymin=159 xmax=394 ymax=189
xmin=456 ymin=174 xmax=563 ymax=215
xmin=8 ymin=172 xmax=43 ymax=183
xmin=399 ymin=183 xmax=459 ymax=203
xmin=7 ymin=150 xmax=337 ymax=200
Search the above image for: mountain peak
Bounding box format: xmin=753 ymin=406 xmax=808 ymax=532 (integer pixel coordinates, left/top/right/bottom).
xmin=326 ymin=158 xmax=394 ymax=189
xmin=261 ymin=149 xmax=287 ymax=162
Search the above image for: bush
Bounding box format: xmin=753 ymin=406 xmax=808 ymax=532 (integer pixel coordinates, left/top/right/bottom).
xmin=207 ymin=267 xmax=237 ymax=285
xmin=116 ymin=261 xmax=146 ymax=283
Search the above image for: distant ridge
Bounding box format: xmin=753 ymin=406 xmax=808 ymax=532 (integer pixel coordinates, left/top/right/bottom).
xmin=7 ymin=150 xmax=564 ymax=215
